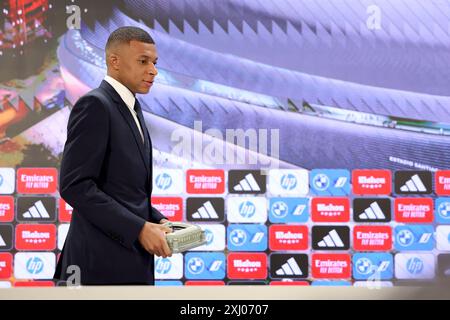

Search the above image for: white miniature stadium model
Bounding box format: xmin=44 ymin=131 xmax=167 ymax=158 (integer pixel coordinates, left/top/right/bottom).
xmin=163 ymin=221 xmax=207 ymax=253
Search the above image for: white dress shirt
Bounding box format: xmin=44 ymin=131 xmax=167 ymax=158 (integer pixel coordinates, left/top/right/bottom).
xmin=104 ymin=75 xmax=144 ymax=143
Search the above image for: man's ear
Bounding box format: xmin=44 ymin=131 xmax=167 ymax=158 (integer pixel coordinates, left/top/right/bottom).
xmin=107 ymin=52 xmax=120 ymax=71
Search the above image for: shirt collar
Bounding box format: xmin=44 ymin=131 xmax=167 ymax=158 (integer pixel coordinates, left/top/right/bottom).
xmin=104 ymin=75 xmax=136 ymax=111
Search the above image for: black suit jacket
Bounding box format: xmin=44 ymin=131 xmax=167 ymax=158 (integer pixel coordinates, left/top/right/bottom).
xmin=54 ymin=80 xmax=166 ymax=285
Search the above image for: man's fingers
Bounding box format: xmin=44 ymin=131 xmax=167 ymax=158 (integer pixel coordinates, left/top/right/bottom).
xmin=161 ymin=238 xmax=172 ymax=257
xmin=159 ymin=225 xmax=172 ymax=233
xmin=154 ymin=248 xmax=163 ymax=257
xmin=147 ymin=246 xmax=157 ymax=256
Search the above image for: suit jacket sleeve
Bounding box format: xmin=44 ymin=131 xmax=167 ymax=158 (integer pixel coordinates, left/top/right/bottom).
xmin=59 ymin=95 xmax=146 ymax=249
xmin=151 ymin=206 xmax=167 ymax=223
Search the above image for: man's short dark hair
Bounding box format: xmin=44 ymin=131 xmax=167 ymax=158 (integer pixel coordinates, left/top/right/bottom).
xmin=106 ymin=26 xmax=154 ymax=51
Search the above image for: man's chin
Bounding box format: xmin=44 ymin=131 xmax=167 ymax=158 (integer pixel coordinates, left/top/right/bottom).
xmin=136 ymin=87 xmax=151 ymax=94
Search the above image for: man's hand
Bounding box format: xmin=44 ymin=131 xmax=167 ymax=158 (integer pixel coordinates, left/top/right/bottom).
xmin=138 ymin=222 xmax=172 ymax=258
xmin=159 ymin=218 xmax=170 ymax=225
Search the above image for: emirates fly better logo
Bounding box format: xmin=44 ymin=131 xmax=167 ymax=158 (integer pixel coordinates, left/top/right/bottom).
xmin=312 ymin=254 xmax=351 ymax=279
xmin=394 ymin=198 xmax=433 ymax=223
xmin=58 ymin=198 xmax=73 ymax=223
xmin=186 ymin=170 xmax=224 ymax=194
xmin=436 ymin=170 xmax=450 ymax=195
xmin=151 ymin=197 xmax=183 ymax=221
xmin=0 ymin=196 xmax=14 ymax=222
xmin=0 ymin=253 xmax=12 ymax=279
xmin=16 ymin=168 xmax=57 ymax=194
xmin=353 ymin=226 xmax=392 ymax=251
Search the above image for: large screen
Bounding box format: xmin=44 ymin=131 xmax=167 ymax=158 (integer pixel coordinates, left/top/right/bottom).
xmin=1 ymin=0 xmax=450 ymax=287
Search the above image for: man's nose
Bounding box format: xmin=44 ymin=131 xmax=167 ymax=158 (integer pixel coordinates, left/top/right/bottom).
xmin=148 ymin=63 xmax=158 ymax=76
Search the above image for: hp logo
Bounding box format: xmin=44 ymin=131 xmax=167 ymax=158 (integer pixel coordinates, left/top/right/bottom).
xmin=239 ymin=201 xmax=256 ymax=218
xmin=156 ymin=258 xmax=172 ymax=274
xmin=280 ymin=174 xmax=297 ymax=191
xmin=155 ymin=173 xmax=172 ymax=190
xmin=204 ymin=229 xmax=214 ymax=245
xmin=26 ymin=257 xmax=44 ymax=275
xmin=406 ymin=257 xmax=424 ymax=275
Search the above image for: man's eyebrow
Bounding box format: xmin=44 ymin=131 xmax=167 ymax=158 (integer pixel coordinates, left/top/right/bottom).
xmin=137 ymin=55 xmax=158 ymax=62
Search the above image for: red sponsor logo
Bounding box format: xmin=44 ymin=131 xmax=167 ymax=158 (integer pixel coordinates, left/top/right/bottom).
xmin=394 ymin=198 xmax=433 ymax=223
xmin=151 ymin=197 xmax=183 ymax=221
xmin=0 ymin=196 xmax=14 ymax=222
xmin=353 ymin=226 xmax=392 ymax=251
xmin=227 ymin=253 xmax=267 ymax=279
xmin=186 ymin=170 xmax=224 ymax=194
xmin=436 ymin=171 xmax=450 ymax=195
xmin=17 ymin=168 xmax=57 ymax=194
xmin=352 ymin=170 xmax=391 ymax=195
xmin=269 ymin=225 xmax=308 ymax=251
xmin=15 ymin=224 xmax=56 ymax=251
xmin=311 ymin=197 xmax=350 ymax=222
xmin=185 ymin=281 xmax=225 ymax=286
xmin=14 ymin=281 xmax=55 ymax=287
xmin=311 ymin=254 xmax=351 ymax=279
xmin=0 ymin=253 xmax=12 ymax=279
xmin=59 ymin=198 xmax=73 ymax=222
xmin=270 ymin=281 xmax=309 ymax=286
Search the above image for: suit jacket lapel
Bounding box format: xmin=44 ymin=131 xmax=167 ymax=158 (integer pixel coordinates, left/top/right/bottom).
xmin=99 ymin=81 xmax=150 ymax=179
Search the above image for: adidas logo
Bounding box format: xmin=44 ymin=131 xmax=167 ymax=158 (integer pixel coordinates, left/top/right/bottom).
xmin=229 ymin=170 xmax=266 ymax=194
xmin=354 ymin=198 xmax=391 ymax=222
xmin=0 ymin=235 xmax=6 ymax=247
xmin=22 ymin=200 xmax=50 ymax=219
xmin=191 ymin=201 xmax=218 ymax=219
xmin=399 ymin=174 xmax=427 ymax=192
xmin=187 ymin=198 xmax=224 ymax=222
xmin=0 ymin=225 xmax=12 ymax=249
xmin=275 ymin=257 xmax=302 ymax=276
xmin=317 ymin=229 xmax=345 ymax=248
xmin=233 ymin=173 xmax=261 ymax=192
xmin=358 ymin=201 xmax=386 ymax=220
xmin=395 ymin=171 xmax=432 ymax=194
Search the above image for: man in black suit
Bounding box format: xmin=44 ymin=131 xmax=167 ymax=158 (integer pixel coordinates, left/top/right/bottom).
xmin=54 ymin=26 xmax=172 ymax=285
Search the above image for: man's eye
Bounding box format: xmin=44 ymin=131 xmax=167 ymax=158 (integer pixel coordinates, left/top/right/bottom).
xmin=139 ymin=60 xmax=146 ymax=64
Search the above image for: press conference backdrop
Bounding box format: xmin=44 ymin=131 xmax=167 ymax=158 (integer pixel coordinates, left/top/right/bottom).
xmin=1 ymin=0 xmax=450 ymax=287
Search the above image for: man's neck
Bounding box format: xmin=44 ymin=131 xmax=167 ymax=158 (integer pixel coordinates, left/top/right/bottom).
xmin=106 ymin=73 xmax=135 ymax=96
